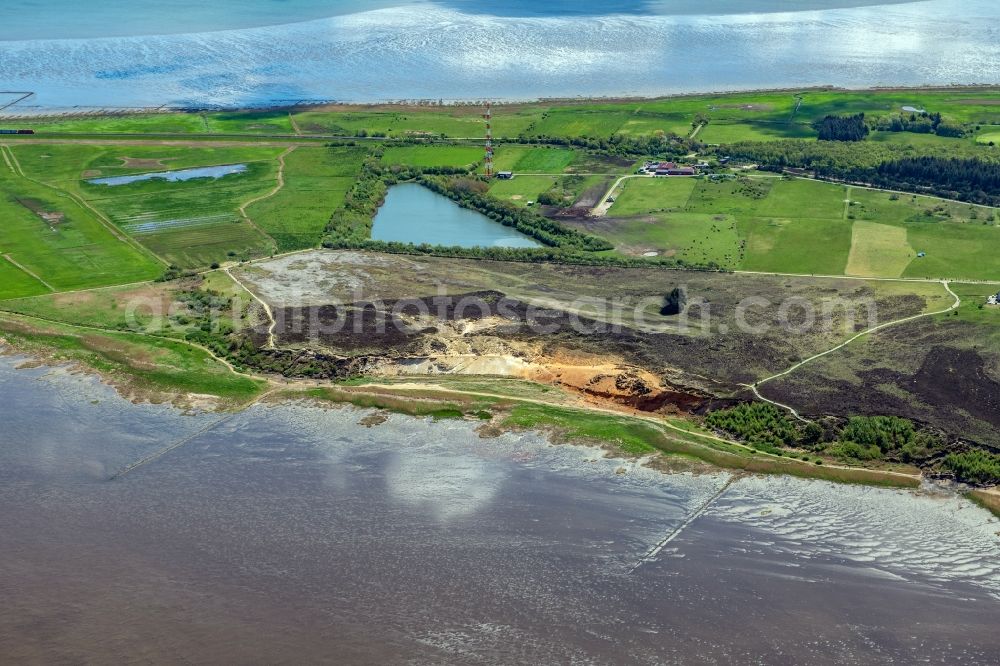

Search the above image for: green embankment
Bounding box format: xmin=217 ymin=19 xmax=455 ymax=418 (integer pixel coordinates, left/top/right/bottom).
xmin=0 ymin=312 xmax=264 ymax=404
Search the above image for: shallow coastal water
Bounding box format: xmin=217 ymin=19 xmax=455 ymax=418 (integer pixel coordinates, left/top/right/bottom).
xmin=1 ymin=354 xmax=998 ymax=663
xmin=1 ymin=0 xmax=997 ymax=109
xmin=371 ymin=183 xmax=541 ymax=249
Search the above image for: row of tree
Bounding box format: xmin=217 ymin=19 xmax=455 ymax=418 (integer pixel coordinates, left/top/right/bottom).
xmin=815 ymin=113 xmax=870 ymax=142
xmin=718 ymin=140 xmax=1000 ymax=206
xmin=704 ymin=405 xmax=1000 ymax=485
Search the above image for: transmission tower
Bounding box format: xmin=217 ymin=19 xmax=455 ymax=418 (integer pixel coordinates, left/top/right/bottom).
xmin=483 ymin=101 xmax=494 ymax=178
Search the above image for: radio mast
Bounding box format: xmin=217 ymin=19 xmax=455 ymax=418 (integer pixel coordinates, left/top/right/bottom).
xmin=483 ymin=101 xmax=494 ymax=179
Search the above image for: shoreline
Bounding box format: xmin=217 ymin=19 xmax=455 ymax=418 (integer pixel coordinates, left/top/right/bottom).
xmin=0 ymin=330 xmax=931 ymax=492
xmin=4 ymin=83 xmax=1000 ymax=118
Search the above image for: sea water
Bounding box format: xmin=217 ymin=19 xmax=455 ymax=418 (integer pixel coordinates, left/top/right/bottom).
xmin=0 ymin=354 xmax=998 ymax=661
xmin=0 ymin=0 xmax=997 ymax=110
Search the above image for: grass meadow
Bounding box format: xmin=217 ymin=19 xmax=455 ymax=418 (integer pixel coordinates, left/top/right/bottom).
xmin=0 ymin=155 xmax=162 ymax=295
xmin=245 ymin=146 xmax=367 ymax=252
xmin=598 ymin=175 xmax=999 ymax=278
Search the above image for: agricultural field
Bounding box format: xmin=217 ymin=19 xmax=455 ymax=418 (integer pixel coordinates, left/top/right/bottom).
xmin=608 ymin=178 xmax=697 ymax=216
xmin=0 ymin=149 xmax=163 ymax=293
xmin=526 ymin=108 xmax=633 ymax=138
xmin=488 ymin=175 xmax=558 ymax=207
xmin=8 ymin=88 xmax=1000 ymax=144
xmin=589 ymin=175 xmax=999 ymax=279
xmin=493 ymin=146 xmax=577 ymax=173
xmin=0 ymin=258 xmax=50 ymax=300
xmin=590 ymin=212 xmax=743 ymax=268
xmin=380 ymin=145 xmax=483 ymax=168
xmin=697 ymin=121 xmax=816 ymax=144
xmin=245 ymin=146 xmax=368 ymax=252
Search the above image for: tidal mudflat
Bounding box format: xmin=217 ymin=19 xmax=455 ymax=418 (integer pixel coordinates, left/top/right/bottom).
xmin=0 ymin=354 xmax=998 ymax=663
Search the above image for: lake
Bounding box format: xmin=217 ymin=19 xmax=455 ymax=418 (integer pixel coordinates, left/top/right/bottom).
xmin=371 ymin=183 xmax=541 ymax=249
xmin=0 ymin=0 xmax=996 ymax=109
xmin=0 ymin=354 xmax=998 ymax=662
xmin=87 ymin=163 xmax=247 ymax=186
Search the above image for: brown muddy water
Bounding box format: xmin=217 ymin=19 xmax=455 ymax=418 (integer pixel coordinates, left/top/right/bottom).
xmin=1 ymin=356 xmax=999 ymax=664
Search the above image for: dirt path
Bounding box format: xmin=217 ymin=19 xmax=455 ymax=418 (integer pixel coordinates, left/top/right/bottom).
xmin=225 ymin=267 xmax=277 ymax=349
xmin=238 ymin=145 xmax=295 ymax=244
xmin=689 ymin=122 xmax=707 ymax=140
xmin=2 ymin=254 xmax=55 ymax=292
xmin=842 ymin=185 xmax=853 ymax=220
xmin=748 ymin=280 xmax=962 ymax=421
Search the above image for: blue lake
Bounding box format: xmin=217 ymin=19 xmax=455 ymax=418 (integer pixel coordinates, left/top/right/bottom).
xmin=371 ymin=183 xmax=541 ymax=249
xmin=87 ymin=163 xmax=247 ymax=186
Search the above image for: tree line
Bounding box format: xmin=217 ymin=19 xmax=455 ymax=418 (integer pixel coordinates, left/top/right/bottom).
xmin=705 ymin=405 xmax=1000 ymax=485
xmin=718 ymin=140 xmax=1000 ymax=206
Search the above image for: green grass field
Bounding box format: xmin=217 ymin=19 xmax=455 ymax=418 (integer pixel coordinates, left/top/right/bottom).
xmin=22 ymin=113 xmax=207 ymax=135
xmin=488 ymin=176 xmax=558 ymax=206
xmin=0 ymin=258 xmax=50 ymax=300
xmin=0 ymin=312 xmax=264 ymax=404
xmin=292 ymin=106 xmax=540 ymax=138
xmin=380 ymin=145 xmax=483 ymax=168
xmin=738 ymin=216 xmax=853 ymax=274
xmin=14 ymin=88 xmax=1000 ymax=142
xmin=245 ymin=146 xmax=367 ymax=251
xmin=579 ymin=174 xmax=999 ymax=277
xmin=845 ymin=221 xmax=913 ymax=277
xmin=976 ymin=130 xmax=1000 ymax=145
xmin=609 ymin=178 xmax=697 ymax=216
xmin=8 ymin=144 xmax=289 ymax=268
xmin=600 ymin=213 xmax=743 ymax=268
xmin=0 ymin=151 xmax=163 ymax=293
xmin=698 ymin=121 xmax=816 ymax=143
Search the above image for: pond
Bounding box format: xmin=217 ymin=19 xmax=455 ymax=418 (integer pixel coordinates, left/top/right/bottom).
xmin=87 ymin=163 xmax=247 ymax=186
xmin=371 ymin=183 xmax=541 ymax=249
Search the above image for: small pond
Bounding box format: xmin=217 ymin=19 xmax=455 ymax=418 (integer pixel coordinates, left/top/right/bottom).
xmin=371 ymin=183 xmax=541 ymax=249
xmin=87 ymin=163 xmax=247 ymax=186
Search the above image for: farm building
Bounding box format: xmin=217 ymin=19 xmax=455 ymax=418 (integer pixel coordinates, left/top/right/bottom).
xmin=654 ymin=162 xmax=697 ymax=176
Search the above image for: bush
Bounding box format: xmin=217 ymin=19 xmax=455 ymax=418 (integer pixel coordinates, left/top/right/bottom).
xmin=705 ymin=403 xmax=798 ymax=449
xmin=943 ymin=450 xmax=1000 ymax=485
